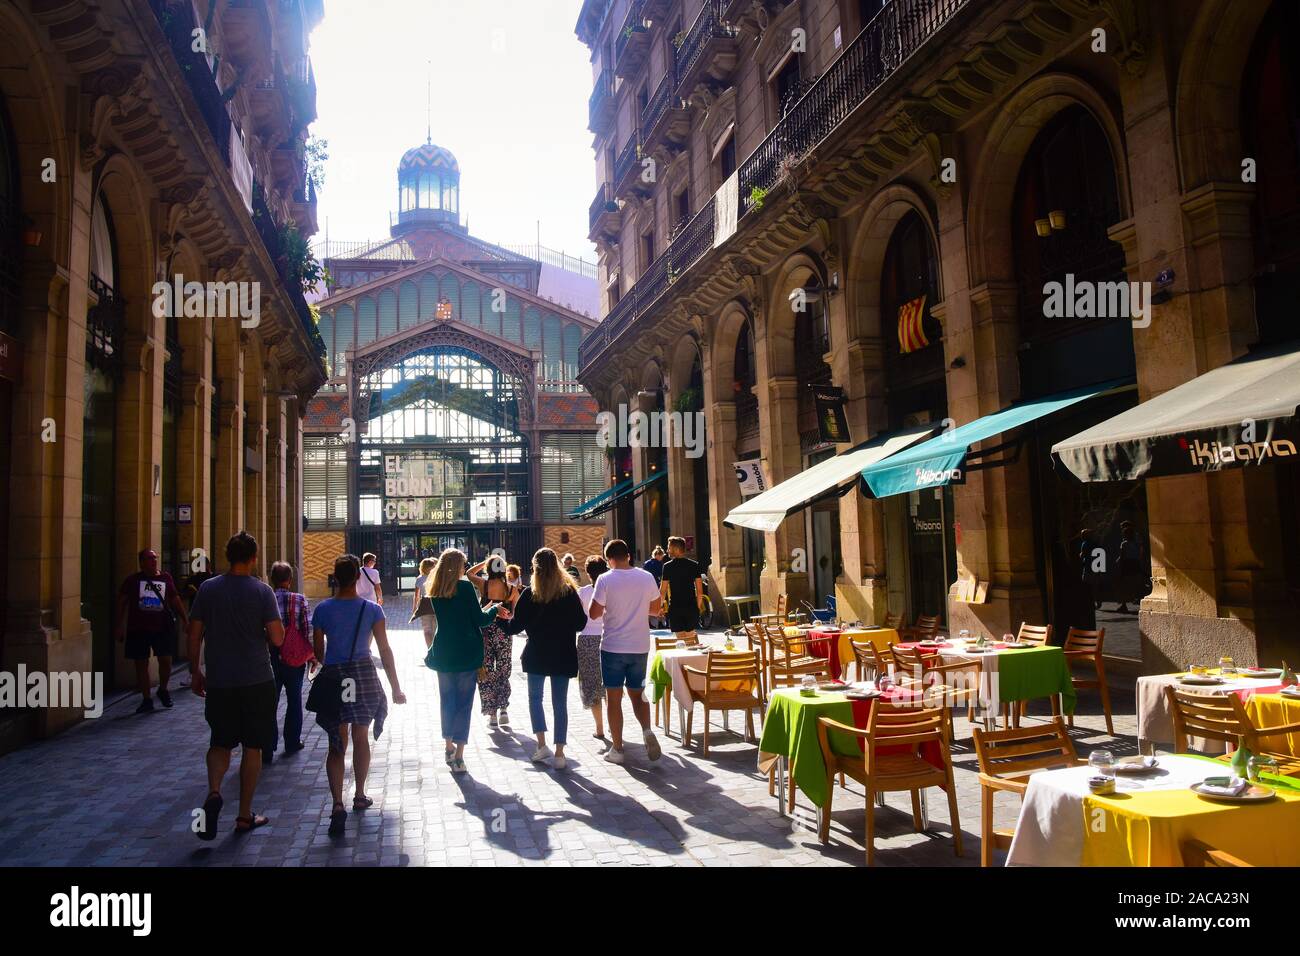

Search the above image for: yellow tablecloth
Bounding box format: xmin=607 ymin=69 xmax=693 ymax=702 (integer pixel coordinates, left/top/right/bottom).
xmin=1082 ymin=785 xmax=1300 ymax=867
xmin=781 ymin=626 xmax=901 ymax=675
xmin=1245 ymin=693 xmax=1300 ymax=757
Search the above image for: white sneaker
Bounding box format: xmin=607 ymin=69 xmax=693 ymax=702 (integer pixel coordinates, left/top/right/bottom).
xmin=643 ymin=729 xmax=662 ymax=761
xmin=552 ymin=754 xmax=567 ymax=770
xmin=603 ymin=747 xmax=625 ymax=765
xmin=531 ymin=745 xmax=553 ymax=763
xmin=498 ymin=710 xmax=511 ymax=729
xmin=487 ymin=712 xmax=498 ymax=729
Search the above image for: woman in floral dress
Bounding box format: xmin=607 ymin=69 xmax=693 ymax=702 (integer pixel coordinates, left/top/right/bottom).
xmin=468 ymin=558 xmax=516 ymax=729
xmin=575 ymin=555 xmax=608 ymax=739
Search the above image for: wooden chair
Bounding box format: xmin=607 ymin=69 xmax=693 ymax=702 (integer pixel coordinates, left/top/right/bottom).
xmin=654 ymin=633 xmax=679 ymax=651
xmin=1016 ymin=623 xmax=1052 ymax=646
xmin=900 ymin=614 xmax=941 ymax=642
xmin=850 ymin=636 xmax=893 ymax=683
xmin=742 ymin=621 xmax=769 ymax=703
xmin=970 ymin=719 xmax=1082 ymax=866
xmin=681 ymin=651 xmax=764 ymax=755
xmin=766 ymin=623 xmax=830 ymax=688
xmin=1181 ymin=839 xmax=1253 ymax=868
xmin=882 ymin=610 xmax=902 ymax=631
xmin=891 ymin=644 xmax=978 ymax=736
xmin=652 ymin=634 xmax=680 ymax=734
xmin=1062 ymin=627 xmax=1113 ymax=735
xmin=1168 ymin=690 xmax=1300 ymax=776
xmin=815 ymin=704 xmax=962 ymax=865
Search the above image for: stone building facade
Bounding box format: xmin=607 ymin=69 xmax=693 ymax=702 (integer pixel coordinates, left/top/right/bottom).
xmin=575 ymin=0 xmax=1300 ymax=674
xmin=0 ymin=0 xmax=328 ymax=745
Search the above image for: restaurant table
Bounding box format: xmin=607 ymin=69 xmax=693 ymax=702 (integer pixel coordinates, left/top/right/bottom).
xmin=797 ymin=626 xmax=901 ymax=680
xmin=650 ymin=647 xmax=752 ymax=739
xmin=723 ymin=593 xmax=761 ymax=627
xmin=1136 ymin=671 xmax=1288 ymax=753
xmin=1245 ymin=691 xmax=1300 ymax=757
xmin=1006 ymin=754 xmax=1300 ymax=867
xmin=757 ymin=686 xmax=943 ymax=812
xmin=896 ymin=640 xmax=1077 ymax=720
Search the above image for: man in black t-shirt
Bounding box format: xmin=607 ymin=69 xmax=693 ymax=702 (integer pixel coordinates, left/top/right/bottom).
xmin=659 ymin=537 xmax=704 ymax=639
xmin=116 ymin=549 xmax=189 ymax=713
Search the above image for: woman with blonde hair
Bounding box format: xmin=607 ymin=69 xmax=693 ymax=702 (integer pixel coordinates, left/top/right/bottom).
xmin=424 ymin=549 xmax=510 ymax=773
xmin=500 ymin=548 xmax=587 ymax=769
xmin=411 ymin=557 xmax=437 ymax=649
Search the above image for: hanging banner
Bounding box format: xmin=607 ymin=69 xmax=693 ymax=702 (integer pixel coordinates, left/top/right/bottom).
xmin=733 ymin=460 xmax=768 ymax=496
xmin=811 ymin=385 xmax=851 ymax=444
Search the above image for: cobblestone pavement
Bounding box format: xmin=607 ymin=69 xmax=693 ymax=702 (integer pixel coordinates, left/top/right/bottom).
xmin=0 ymin=623 xmax=1140 ymax=867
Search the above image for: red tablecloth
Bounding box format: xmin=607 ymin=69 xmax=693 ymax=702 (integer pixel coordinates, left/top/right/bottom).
xmin=1232 ymin=683 xmax=1283 ymax=700
xmin=804 ymin=627 xmax=840 ymax=677
xmin=844 ymin=687 xmax=945 ymax=770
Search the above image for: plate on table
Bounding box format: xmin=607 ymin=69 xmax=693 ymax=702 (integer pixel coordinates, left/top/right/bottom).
xmin=1113 ymin=755 xmax=1159 ymax=775
xmin=964 ymin=646 xmax=990 ymax=654
xmin=845 ymin=688 xmax=882 ymax=700
xmin=1242 ymin=668 xmax=1283 ymax=679
xmin=1001 ymin=641 xmax=1034 ymax=649
xmin=1178 ymin=675 xmax=1226 ymax=686
xmin=1281 ymin=686 xmax=1300 ymax=698
xmin=1190 ymin=781 xmax=1275 ymax=803
xmin=817 ymin=681 xmax=848 ymax=692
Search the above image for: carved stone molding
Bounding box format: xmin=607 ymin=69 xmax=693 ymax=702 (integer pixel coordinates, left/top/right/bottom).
xmin=1099 ymin=0 xmax=1149 ymax=78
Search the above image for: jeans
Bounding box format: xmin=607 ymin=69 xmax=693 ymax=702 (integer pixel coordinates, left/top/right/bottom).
xmin=267 ymin=656 xmax=305 ymax=756
xmin=527 ymin=674 xmax=570 ymax=746
xmin=438 ymin=669 xmax=478 ymax=745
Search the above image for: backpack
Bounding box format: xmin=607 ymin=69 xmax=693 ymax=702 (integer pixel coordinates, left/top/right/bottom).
xmin=279 ymin=592 xmax=314 ymax=667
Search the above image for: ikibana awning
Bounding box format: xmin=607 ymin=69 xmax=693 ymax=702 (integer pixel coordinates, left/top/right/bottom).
xmin=566 ymin=471 xmax=665 ymax=520
xmin=722 ymin=424 xmax=938 ymax=533
xmin=1052 ymin=342 xmax=1300 ymax=481
xmin=860 ymin=380 xmax=1130 ymax=498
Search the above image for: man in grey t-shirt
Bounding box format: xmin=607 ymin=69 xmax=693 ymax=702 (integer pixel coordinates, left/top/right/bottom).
xmin=187 ymin=532 xmax=284 ymax=839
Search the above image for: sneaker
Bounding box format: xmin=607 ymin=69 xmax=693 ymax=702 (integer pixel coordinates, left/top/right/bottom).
xmin=531 ymin=745 xmax=553 ymax=763
xmin=643 ymin=730 xmax=662 ymax=762
xmin=135 ymin=697 xmax=154 ymax=714
xmin=603 ymin=747 xmax=625 ymax=765
xmin=553 ymin=754 xmax=567 ymax=770
xmin=497 ymin=709 xmax=511 ymax=729
xmin=157 ymin=688 xmax=173 ymax=708
xmin=487 ymin=712 xmax=499 ymax=729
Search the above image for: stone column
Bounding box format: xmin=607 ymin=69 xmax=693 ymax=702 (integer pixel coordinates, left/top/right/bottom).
xmin=759 ymin=375 xmax=810 ymax=610
xmin=265 ymin=388 xmax=288 ymax=566
xmin=213 ymin=344 xmax=245 ymax=550
xmin=835 ymin=337 xmax=889 ymax=621
xmin=242 ymin=355 xmax=267 ymax=556
xmin=177 ymin=330 xmax=213 ymax=585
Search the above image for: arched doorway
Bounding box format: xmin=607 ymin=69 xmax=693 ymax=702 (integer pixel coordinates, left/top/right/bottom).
xmin=730 ymin=315 xmax=763 ymax=596
xmin=879 ymin=209 xmax=953 ymax=624
xmin=82 ymin=191 xmax=122 ymax=682
xmin=683 ymin=346 xmax=710 ymax=567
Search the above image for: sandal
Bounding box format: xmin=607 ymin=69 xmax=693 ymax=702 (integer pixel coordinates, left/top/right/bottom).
xmin=197 ymin=792 xmax=222 ymax=842
xmin=328 ymin=805 xmax=347 ymax=836
xmin=234 ymin=812 xmax=269 ymax=833
xmin=451 ymin=758 xmax=467 ymax=774
xmin=352 ymin=795 xmax=374 ymax=811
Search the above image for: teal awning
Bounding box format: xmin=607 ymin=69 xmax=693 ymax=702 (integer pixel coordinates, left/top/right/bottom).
xmin=566 ymin=470 xmax=666 ymax=520
xmin=567 ymin=478 xmax=634 ymax=520
xmin=859 ymin=380 xmax=1128 ymax=498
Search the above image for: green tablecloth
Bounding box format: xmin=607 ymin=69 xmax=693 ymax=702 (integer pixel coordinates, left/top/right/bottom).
xmin=649 ymin=652 xmax=670 ymax=704
xmin=993 ymin=645 xmax=1077 ymax=714
xmin=757 ymin=689 xmax=862 ymax=808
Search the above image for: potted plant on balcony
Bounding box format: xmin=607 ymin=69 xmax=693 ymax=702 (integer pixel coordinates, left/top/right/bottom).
xmin=278 ymin=223 xmax=329 ymax=294
xmin=745 ymin=186 xmax=767 ymax=212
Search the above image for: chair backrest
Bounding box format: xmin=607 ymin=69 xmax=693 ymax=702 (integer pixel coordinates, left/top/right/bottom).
xmin=882 ymin=611 xmax=902 ymax=630
xmin=774 ymin=592 xmax=787 ymax=621
xmin=706 ymin=650 xmax=760 ymax=690
xmin=914 ymin=614 xmax=941 ymax=632
xmin=1166 ymin=686 xmax=1250 ymax=751
xmin=654 ymin=634 xmax=678 ymax=651
xmin=850 ymin=636 xmax=891 ymax=675
xmin=1063 ymin=626 xmax=1105 ymax=654
xmin=891 ymin=643 xmax=939 ymax=678
xmin=971 ymin=719 xmax=1078 ymax=779
xmin=1017 ymin=623 xmax=1052 ymax=646
xmin=865 ymin=704 xmax=948 ymax=766
xmin=1181 ymin=839 xmax=1253 ymax=868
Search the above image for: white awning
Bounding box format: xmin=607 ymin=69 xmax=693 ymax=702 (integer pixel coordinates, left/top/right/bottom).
xmin=723 ymin=423 xmax=938 ymax=533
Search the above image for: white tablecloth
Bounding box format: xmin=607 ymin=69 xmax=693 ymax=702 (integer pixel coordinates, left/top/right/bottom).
xmin=1136 ymin=673 xmax=1282 ymax=751
xmin=658 ymin=647 xmax=711 ymax=713
xmin=1006 ymin=755 xmax=1222 ymax=866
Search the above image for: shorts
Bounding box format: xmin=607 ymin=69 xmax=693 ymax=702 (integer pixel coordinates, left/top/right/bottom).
xmin=125 ymin=629 xmax=177 ymax=661
xmin=205 ymin=681 xmax=276 ymax=751
xmin=601 ymin=650 xmax=648 ymax=691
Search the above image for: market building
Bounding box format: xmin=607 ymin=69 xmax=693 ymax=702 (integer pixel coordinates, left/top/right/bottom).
xmin=300 ymin=142 xmax=605 ymax=599
xmin=0 ymin=0 xmax=329 ymax=747
xmin=574 ymin=0 xmax=1300 ymax=675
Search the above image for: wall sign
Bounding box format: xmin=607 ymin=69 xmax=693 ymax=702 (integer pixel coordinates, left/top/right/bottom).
xmin=811 ymin=385 xmax=851 ymax=444
xmin=734 ymin=460 xmax=768 ymax=496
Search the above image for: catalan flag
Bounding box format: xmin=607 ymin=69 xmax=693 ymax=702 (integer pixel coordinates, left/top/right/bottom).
xmin=897 ymin=294 xmax=930 ymax=354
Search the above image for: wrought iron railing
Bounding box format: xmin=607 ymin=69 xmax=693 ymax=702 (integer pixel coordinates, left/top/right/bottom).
xmin=149 ymin=0 xmax=232 ymax=156
xmin=641 ymin=72 xmax=674 ymax=139
xmin=580 ymin=0 xmax=969 ymax=373
xmin=588 ymin=69 xmax=614 ymax=130
xmin=675 ymin=0 xmax=736 ymax=93
xmin=86 ymin=274 xmax=124 ymax=376
xmin=615 ymin=0 xmax=648 ymax=65
xmin=589 ymin=182 xmax=615 ymax=231
xmin=613 ymin=136 xmax=638 ymax=189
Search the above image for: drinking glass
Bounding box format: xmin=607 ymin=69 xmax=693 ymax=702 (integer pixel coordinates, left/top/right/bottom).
xmin=1247 ymin=755 xmax=1277 ymax=783
xmin=1218 ymin=656 xmax=1235 ymax=676
xmin=1088 ymin=749 xmax=1116 ymax=779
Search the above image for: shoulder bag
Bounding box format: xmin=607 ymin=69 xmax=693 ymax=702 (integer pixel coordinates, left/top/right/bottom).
xmin=306 ymin=602 xmax=366 ymax=724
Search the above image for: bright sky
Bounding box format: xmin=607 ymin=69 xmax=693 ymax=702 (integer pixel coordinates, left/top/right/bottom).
xmin=309 ymin=0 xmax=596 ymax=261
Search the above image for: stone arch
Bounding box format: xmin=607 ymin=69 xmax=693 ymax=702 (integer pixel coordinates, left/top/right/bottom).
xmin=967 ymin=73 xmax=1131 ymax=288
xmin=712 ymin=298 xmax=754 ymax=396
xmin=846 ymin=182 xmax=941 ymax=344
xmin=769 ymin=250 xmax=829 ymax=379
xmin=1174 ymin=0 xmax=1274 ymax=191
xmin=92 ymin=152 xmax=155 ymax=314
xmin=668 ymin=332 xmax=702 ymax=404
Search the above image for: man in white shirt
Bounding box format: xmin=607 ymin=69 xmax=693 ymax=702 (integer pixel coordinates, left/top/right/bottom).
xmin=589 ymin=539 xmax=663 ymax=764
xmin=355 ymin=552 xmax=383 ymax=606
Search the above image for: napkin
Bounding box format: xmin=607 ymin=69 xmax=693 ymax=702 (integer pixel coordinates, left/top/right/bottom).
xmin=1198 ymin=776 xmax=1249 ymax=797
